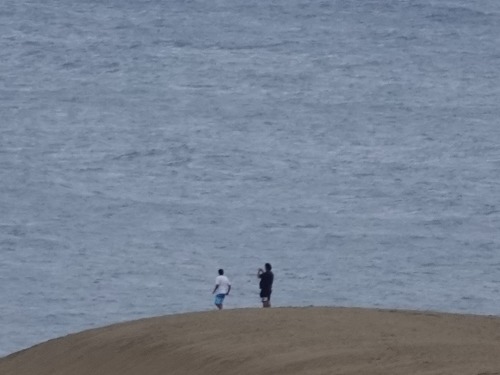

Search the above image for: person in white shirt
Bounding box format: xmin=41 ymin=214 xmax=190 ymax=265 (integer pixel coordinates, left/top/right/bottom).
xmin=212 ymin=269 xmax=231 ymax=310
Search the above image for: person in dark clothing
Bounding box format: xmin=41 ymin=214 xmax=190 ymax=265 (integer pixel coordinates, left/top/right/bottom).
xmin=257 ymin=263 xmax=274 ymax=308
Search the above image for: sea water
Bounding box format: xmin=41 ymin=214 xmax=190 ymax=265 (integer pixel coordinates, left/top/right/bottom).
xmin=1 ymin=0 xmax=500 ymax=357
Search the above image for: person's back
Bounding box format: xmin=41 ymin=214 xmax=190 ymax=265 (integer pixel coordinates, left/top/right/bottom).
xmin=213 ymin=269 xmax=231 ymax=310
xmin=215 ymin=274 xmax=231 ymax=294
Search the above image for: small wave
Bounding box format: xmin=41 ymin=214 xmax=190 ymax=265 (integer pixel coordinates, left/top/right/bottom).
xmin=112 ymin=151 xmax=141 ymax=161
xmin=261 ymin=222 xmax=288 ymax=229
xmin=111 ymin=149 xmax=165 ymax=161
xmin=61 ymin=61 xmax=82 ymax=70
xmin=426 ymin=5 xmax=496 ymax=24
xmin=295 ymin=224 xmax=319 ymax=229
xmin=214 ymin=41 xmax=297 ymax=51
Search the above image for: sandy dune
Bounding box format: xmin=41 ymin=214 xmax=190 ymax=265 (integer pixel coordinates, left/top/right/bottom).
xmin=1 ymin=307 xmax=500 ymax=375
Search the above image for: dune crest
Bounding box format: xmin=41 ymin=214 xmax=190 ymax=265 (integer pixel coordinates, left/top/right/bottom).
xmin=2 ymin=307 xmax=500 ymax=375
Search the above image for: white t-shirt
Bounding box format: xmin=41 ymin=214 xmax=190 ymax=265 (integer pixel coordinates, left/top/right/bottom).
xmin=215 ymin=275 xmax=231 ymax=294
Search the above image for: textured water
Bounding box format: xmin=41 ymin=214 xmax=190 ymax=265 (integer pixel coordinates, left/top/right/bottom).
xmin=1 ymin=0 xmax=500 ymax=356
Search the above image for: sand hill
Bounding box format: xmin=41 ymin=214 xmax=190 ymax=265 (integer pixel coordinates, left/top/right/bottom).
xmin=1 ymin=307 xmax=500 ymax=375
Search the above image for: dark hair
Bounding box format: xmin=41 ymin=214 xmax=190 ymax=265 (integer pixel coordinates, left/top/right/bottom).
xmin=265 ymin=263 xmax=272 ymax=271
xmin=218 ymin=269 xmax=224 ymax=275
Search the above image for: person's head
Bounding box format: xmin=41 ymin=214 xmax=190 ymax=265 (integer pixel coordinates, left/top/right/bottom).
xmin=265 ymin=263 xmax=272 ymax=271
xmin=218 ymin=269 xmax=224 ymax=275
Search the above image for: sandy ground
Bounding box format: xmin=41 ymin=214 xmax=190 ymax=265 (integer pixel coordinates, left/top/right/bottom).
xmin=1 ymin=307 xmax=500 ymax=375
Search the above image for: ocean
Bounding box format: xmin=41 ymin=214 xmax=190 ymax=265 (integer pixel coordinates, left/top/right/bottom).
xmin=1 ymin=0 xmax=500 ymax=356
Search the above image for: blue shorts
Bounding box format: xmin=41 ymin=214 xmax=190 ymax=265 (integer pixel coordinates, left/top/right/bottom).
xmin=214 ymin=294 xmax=226 ymax=305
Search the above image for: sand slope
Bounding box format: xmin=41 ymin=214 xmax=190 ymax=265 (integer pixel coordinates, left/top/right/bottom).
xmin=1 ymin=307 xmax=500 ymax=375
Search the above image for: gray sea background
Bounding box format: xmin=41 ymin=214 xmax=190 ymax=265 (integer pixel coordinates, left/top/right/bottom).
xmin=1 ymin=0 xmax=500 ymax=356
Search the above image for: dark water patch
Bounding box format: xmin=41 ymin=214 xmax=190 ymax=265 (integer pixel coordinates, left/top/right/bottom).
xmin=173 ymin=40 xmax=191 ymax=48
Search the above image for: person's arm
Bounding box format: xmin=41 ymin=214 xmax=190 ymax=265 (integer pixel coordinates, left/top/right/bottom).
xmin=257 ymin=268 xmax=263 ymax=278
xmin=212 ymin=284 xmax=219 ymax=294
xmin=227 ymin=284 xmax=231 ymax=295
